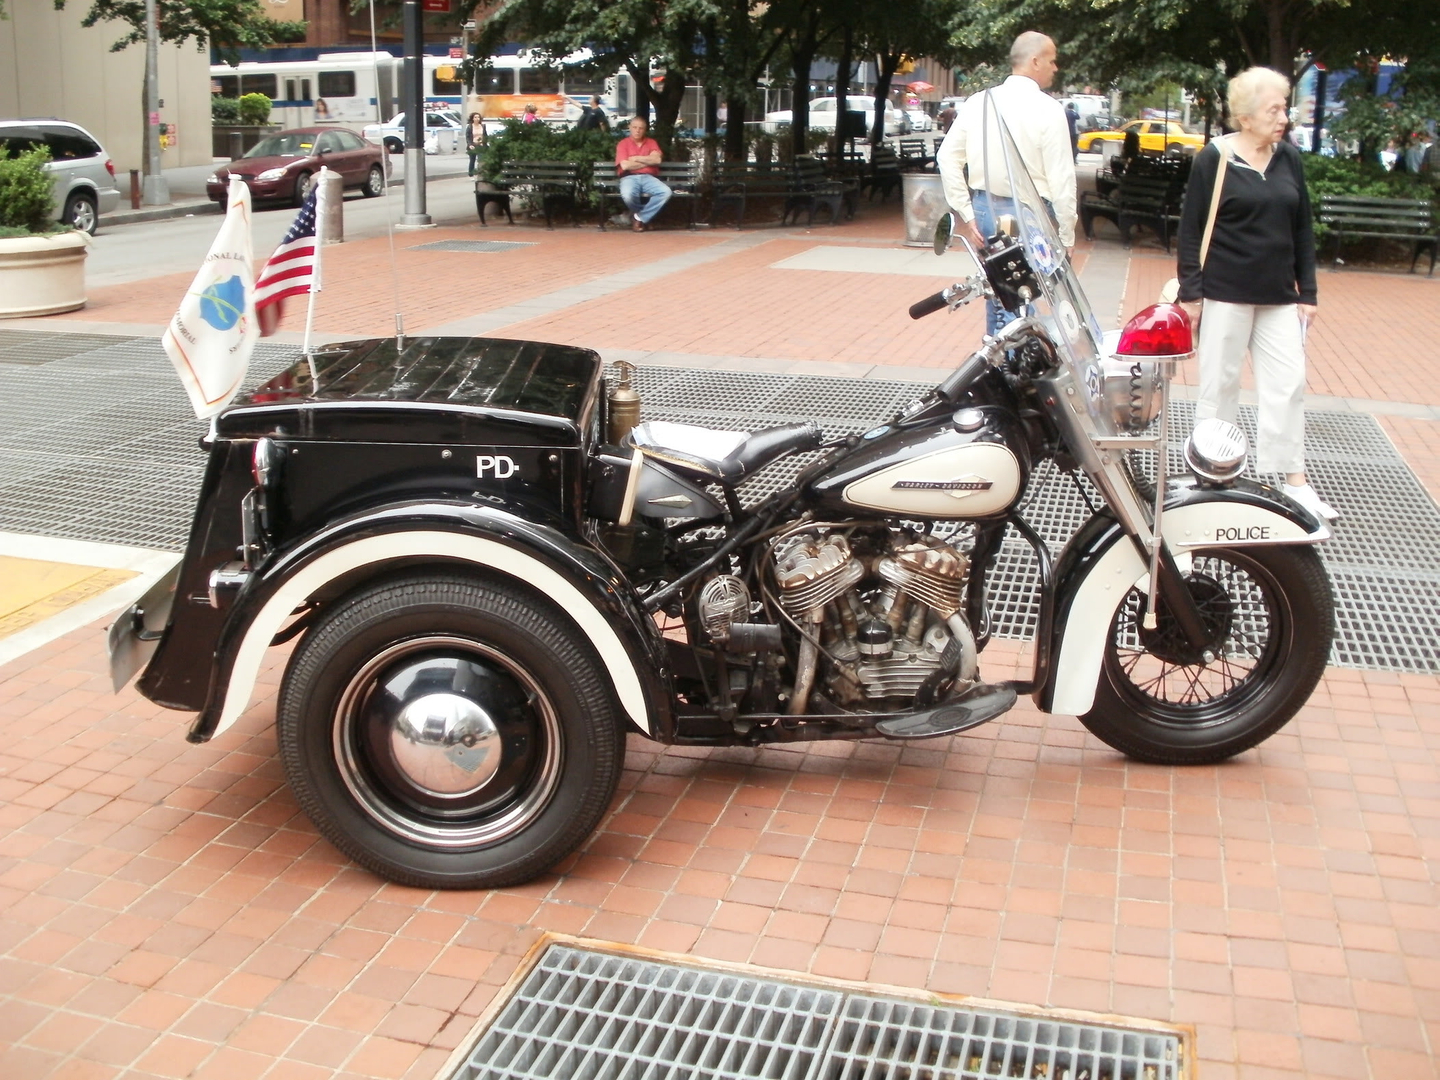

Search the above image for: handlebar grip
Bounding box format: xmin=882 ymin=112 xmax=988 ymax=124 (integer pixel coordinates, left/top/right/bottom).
xmin=908 ymin=290 xmax=949 ymax=320
xmin=937 ymin=349 xmax=993 ymax=403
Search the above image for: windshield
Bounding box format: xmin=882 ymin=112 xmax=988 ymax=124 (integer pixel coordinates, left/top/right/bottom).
xmin=973 ymin=91 xmax=1118 ymax=436
xmin=245 ymin=134 xmax=314 ymax=158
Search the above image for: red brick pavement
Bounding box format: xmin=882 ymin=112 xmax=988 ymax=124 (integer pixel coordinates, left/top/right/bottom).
xmin=6 ymin=208 xmax=1440 ymax=1080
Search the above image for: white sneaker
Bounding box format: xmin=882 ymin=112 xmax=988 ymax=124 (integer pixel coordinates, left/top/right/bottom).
xmin=1284 ymin=483 xmax=1339 ymax=523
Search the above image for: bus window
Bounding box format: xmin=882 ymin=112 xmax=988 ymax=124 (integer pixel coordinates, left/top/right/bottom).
xmin=285 ymin=79 xmax=298 ymax=102
xmin=319 ymin=71 xmax=356 ymax=98
xmin=241 ymin=73 xmax=278 ymax=99
xmin=474 ymin=68 xmax=514 ymax=94
xmin=519 ymin=67 xmax=560 ymax=94
xmin=213 ymin=74 xmax=239 ymax=98
xmin=432 ymin=65 xmax=462 ymax=96
xmin=563 ymin=71 xmax=604 ymax=97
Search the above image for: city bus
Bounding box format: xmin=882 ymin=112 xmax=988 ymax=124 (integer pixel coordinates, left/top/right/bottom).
xmin=210 ymin=49 xmax=636 ymax=129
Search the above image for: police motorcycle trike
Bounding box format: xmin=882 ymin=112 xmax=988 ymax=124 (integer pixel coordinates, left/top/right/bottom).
xmin=111 ymin=105 xmax=1334 ymax=889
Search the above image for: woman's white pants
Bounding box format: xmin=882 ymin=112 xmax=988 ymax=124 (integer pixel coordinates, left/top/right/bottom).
xmin=1194 ymin=301 xmax=1307 ymax=475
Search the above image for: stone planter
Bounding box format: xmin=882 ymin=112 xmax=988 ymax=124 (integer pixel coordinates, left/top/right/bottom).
xmin=0 ymin=231 xmax=89 ymax=318
xmin=212 ymin=124 xmax=279 ymax=159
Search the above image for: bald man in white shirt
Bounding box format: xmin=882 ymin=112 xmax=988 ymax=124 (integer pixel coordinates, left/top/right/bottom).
xmin=938 ymin=32 xmax=1077 ymax=329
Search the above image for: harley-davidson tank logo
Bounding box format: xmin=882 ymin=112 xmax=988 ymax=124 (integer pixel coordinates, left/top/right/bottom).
xmin=891 ymin=474 xmax=995 ymax=499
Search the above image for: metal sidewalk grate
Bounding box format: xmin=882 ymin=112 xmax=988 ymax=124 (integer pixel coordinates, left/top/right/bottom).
xmin=1 ymin=328 xmax=1437 ymax=673
xmin=449 ymin=942 xmax=1185 ymax=1080
xmin=411 ymin=240 xmax=536 ymax=253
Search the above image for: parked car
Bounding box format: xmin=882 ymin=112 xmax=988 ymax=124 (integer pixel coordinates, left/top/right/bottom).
xmin=761 ymin=97 xmax=905 ymax=139
xmin=362 ymin=110 xmax=464 ymax=155
xmin=1077 ymin=119 xmax=1203 ymax=156
xmin=904 ymin=109 xmax=933 ymax=133
xmin=0 ymin=119 xmax=121 ymax=235
xmin=206 ymin=127 xmax=386 ymax=207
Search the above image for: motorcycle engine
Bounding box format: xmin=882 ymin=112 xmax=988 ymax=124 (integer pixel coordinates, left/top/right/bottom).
xmin=769 ymin=529 xmax=979 ymax=711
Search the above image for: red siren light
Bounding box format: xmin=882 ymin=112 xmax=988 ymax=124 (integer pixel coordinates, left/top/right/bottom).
xmin=1115 ymin=302 xmax=1194 ymax=359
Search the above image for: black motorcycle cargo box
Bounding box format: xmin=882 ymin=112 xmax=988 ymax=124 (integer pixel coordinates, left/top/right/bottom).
xmin=216 ymin=336 xmax=603 ymax=447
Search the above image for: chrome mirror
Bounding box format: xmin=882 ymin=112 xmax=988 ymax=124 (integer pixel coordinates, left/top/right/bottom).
xmin=933 ymin=212 xmax=954 ymax=256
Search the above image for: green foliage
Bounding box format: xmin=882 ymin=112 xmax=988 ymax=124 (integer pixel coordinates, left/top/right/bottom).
xmin=477 ymin=120 xmax=623 ymax=204
xmin=1330 ymin=69 xmax=1440 ymax=154
xmin=0 ymin=144 xmax=60 ymax=235
xmin=237 ymin=93 xmax=272 ymax=126
xmin=211 ymin=96 xmax=241 ymax=124
xmin=1301 ymin=153 xmax=1440 ymax=241
xmin=60 ymin=1 xmax=286 ymax=57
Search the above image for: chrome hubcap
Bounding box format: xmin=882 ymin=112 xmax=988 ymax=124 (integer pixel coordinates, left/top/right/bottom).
xmin=333 ymin=635 xmax=562 ymax=848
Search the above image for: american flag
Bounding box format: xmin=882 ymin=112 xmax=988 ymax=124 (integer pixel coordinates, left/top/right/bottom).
xmin=255 ymin=186 xmax=319 ymax=336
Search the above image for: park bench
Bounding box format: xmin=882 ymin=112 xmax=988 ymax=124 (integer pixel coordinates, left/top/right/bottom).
xmin=591 ymin=161 xmax=700 ymax=230
xmin=863 ymin=144 xmax=902 ymax=201
xmin=1081 ymin=172 xmax=1187 ymax=251
xmin=896 ymin=137 xmax=935 ymax=171
xmin=1317 ymin=195 xmax=1437 ymax=274
xmin=709 ymin=162 xmax=793 ymax=228
xmin=474 ymin=160 xmax=582 ymax=229
xmin=787 ymin=156 xmax=857 ymax=226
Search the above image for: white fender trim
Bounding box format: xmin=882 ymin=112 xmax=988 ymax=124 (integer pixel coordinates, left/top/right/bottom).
xmin=214 ymin=531 xmax=654 ymax=738
xmin=1048 ymin=501 xmax=1324 ymax=716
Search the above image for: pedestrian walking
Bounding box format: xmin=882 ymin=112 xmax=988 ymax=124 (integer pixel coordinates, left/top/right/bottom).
xmin=1175 ymin=66 xmax=1336 ymax=522
xmin=936 ymin=31 xmax=1077 ymax=332
xmin=577 ymin=96 xmax=609 ymax=132
xmin=466 ymin=111 xmax=485 ymax=176
xmin=1065 ymin=101 xmax=1079 ymax=160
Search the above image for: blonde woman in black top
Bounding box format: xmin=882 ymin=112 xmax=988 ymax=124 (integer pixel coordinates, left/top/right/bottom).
xmin=1176 ymin=67 xmax=1335 ymax=522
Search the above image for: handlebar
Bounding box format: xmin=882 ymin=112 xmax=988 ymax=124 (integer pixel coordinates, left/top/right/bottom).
xmin=908 ymin=291 xmax=950 ymax=320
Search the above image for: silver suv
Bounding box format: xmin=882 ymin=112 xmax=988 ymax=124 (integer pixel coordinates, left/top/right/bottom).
xmin=0 ymin=119 xmax=122 ymax=234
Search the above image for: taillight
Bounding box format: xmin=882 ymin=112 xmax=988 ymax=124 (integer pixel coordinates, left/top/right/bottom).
xmin=1115 ymin=302 xmax=1193 ymax=359
xmin=105 ymin=159 xmax=115 ymax=178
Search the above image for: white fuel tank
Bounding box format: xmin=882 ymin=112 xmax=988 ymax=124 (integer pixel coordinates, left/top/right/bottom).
xmin=841 ymin=443 xmax=1023 ymax=518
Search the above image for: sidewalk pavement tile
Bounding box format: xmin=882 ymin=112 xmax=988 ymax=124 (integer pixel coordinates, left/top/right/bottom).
xmin=0 ymin=558 xmax=136 ymax=639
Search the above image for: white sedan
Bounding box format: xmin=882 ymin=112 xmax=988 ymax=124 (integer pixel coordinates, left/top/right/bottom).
xmin=362 ymin=111 xmax=464 ymax=155
xmin=904 ymin=109 xmax=933 ymax=132
xmin=762 ymin=97 xmax=905 ymax=139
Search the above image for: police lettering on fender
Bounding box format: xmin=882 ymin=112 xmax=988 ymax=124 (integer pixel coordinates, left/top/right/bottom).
xmin=476 ymin=454 xmax=518 ymax=478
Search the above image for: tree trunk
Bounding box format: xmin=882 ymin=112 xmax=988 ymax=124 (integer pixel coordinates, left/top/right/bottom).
xmin=871 ymin=52 xmax=899 ymax=145
xmin=625 ymin=60 xmax=652 ymax=125
xmin=724 ymin=96 xmax=747 ymax=161
xmin=791 ymin=47 xmax=814 ymax=160
xmin=830 ymin=24 xmax=854 ymax=160
xmin=653 ymin=68 xmax=688 ymax=149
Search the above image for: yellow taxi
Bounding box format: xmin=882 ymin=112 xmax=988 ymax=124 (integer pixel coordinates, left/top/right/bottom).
xmin=1077 ymin=119 xmax=1205 ymax=155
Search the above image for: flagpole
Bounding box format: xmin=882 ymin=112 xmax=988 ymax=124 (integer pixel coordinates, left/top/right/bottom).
xmin=301 ymin=169 xmax=325 ymax=388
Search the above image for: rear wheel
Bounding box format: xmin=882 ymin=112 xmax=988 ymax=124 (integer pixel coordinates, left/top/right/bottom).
xmin=363 ymin=164 xmax=384 ymax=197
xmin=277 ymin=571 xmax=624 ymax=889
xmin=384 ymin=136 xmax=403 ymax=155
xmin=1079 ymin=546 xmax=1333 ymax=764
xmin=1167 ymin=141 xmax=1184 ymax=154
xmin=64 ymin=191 xmax=98 ymax=235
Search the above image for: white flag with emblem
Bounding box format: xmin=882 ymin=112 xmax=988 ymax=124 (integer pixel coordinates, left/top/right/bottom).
xmin=161 ymin=176 xmax=257 ymax=419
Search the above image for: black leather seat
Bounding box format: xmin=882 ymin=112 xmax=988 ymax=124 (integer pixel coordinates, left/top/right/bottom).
xmin=629 ymin=422 xmax=823 ymax=485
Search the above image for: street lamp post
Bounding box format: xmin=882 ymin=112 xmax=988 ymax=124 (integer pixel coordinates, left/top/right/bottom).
xmin=400 ymin=0 xmax=431 ymax=227
xmin=141 ymin=0 xmax=170 ymax=205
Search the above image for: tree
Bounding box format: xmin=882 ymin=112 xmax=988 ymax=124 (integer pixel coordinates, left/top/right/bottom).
xmin=856 ymin=0 xmax=963 ymax=145
xmin=58 ymin=0 xmax=290 ymax=55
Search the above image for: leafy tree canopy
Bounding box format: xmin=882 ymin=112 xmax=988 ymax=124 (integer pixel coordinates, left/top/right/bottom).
xmin=54 ymin=0 xmax=289 ymax=56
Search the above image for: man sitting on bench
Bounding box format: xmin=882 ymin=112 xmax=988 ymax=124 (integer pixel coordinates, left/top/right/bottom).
xmin=616 ymin=117 xmax=672 ymax=232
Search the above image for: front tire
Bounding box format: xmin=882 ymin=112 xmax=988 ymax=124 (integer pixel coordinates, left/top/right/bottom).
xmin=1079 ymin=546 xmax=1333 ymax=764
xmin=293 ymin=171 xmax=315 ymax=206
xmin=277 ymin=571 xmax=623 ymax=889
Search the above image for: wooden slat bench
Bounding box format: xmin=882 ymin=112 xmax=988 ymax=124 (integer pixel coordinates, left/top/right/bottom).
xmin=708 ymin=162 xmax=799 ymax=228
xmin=896 ymin=137 xmax=935 ymax=171
xmin=474 ymin=161 xmax=582 ymax=229
xmin=1318 ymin=195 xmax=1437 ymax=274
xmin=864 ymin=144 xmax=902 ymax=201
xmin=591 ymin=161 xmax=700 ymax=230
xmin=1081 ymin=171 xmax=1187 ymax=251
xmin=787 ymin=155 xmax=855 ymax=226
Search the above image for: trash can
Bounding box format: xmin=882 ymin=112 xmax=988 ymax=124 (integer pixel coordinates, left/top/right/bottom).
xmin=901 ymin=172 xmax=949 ymax=248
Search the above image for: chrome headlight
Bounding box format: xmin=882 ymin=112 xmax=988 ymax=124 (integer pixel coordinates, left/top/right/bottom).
xmin=256 ymin=167 xmax=287 ymax=181
xmin=1100 ymin=356 xmax=1162 ymax=432
xmin=1185 ymin=418 xmax=1248 ymax=484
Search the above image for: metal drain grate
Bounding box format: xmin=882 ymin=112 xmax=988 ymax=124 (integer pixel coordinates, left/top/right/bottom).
xmin=450 ymin=942 xmax=1184 ymax=1080
xmin=2 ymin=327 xmax=1437 ymax=674
xmin=411 ymin=240 xmax=536 ymax=253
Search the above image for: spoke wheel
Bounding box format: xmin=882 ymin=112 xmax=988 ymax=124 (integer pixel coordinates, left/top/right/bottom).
xmin=363 ymin=164 xmax=384 ymax=197
xmin=1079 ymin=545 xmax=1333 ymax=764
xmin=65 ymin=192 xmax=98 ymax=235
xmin=278 ymin=571 xmax=623 ymax=889
xmin=294 ymin=171 xmax=315 ymax=206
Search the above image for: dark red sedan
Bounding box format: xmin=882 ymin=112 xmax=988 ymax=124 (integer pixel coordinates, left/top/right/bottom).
xmin=206 ymin=126 xmax=386 ymax=207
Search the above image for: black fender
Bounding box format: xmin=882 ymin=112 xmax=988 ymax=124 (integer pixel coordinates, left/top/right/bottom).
xmin=183 ymin=499 xmax=673 ymax=743
xmin=1034 ymin=477 xmax=1328 ymax=716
